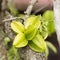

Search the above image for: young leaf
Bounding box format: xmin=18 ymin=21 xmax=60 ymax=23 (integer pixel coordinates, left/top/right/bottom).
xmin=24 ymin=15 xmax=41 ymax=29
xmin=7 ymin=47 xmax=20 ymax=60
xmin=41 ymin=31 xmax=48 ymax=39
xmin=29 ymin=34 xmax=46 ymax=52
xmin=46 ymin=41 xmax=57 ymax=53
xmin=3 ymin=37 xmax=10 ymax=48
xmin=40 ymin=25 xmax=48 ymax=39
xmin=9 ymin=2 xmax=19 ymax=16
xmin=29 ymin=41 xmax=45 ymax=52
xmin=11 ymin=21 xmax=25 ymax=33
xmin=33 ymin=34 xmax=46 ymax=49
xmin=13 ymin=33 xmax=28 ymax=48
xmin=24 ymin=25 xmax=37 ymax=40
xmin=42 ymin=10 xmax=55 ymax=35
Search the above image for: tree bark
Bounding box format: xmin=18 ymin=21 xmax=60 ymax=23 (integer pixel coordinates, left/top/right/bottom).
xmin=18 ymin=46 xmax=47 ymax=60
xmin=54 ymin=0 xmax=60 ymax=47
xmin=0 ymin=0 xmax=8 ymax=60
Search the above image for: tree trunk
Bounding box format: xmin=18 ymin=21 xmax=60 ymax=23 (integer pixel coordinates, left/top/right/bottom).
xmin=19 ymin=46 xmax=46 ymax=60
xmin=0 ymin=0 xmax=8 ymax=60
xmin=54 ymin=0 xmax=60 ymax=47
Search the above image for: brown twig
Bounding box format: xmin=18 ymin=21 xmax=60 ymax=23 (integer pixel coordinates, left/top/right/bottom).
xmin=24 ymin=0 xmax=37 ymax=20
xmin=2 ymin=17 xmax=23 ymax=22
xmin=2 ymin=11 xmax=23 ymax=23
xmin=1 ymin=0 xmax=37 ymax=24
xmin=2 ymin=0 xmax=37 ymax=23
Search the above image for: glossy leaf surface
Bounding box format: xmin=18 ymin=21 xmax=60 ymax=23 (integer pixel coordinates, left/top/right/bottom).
xmin=9 ymin=2 xmax=19 ymax=16
xmin=45 ymin=46 xmax=49 ymax=57
xmin=40 ymin=25 xmax=48 ymax=39
xmin=24 ymin=15 xmax=41 ymax=29
xmin=13 ymin=33 xmax=28 ymax=48
xmin=29 ymin=41 xmax=44 ymax=52
xmin=11 ymin=21 xmax=25 ymax=33
xmin=25 ymin=25 xmax=37 ymax=40
xmin=29 ymin=34 xmax=46 ymax=52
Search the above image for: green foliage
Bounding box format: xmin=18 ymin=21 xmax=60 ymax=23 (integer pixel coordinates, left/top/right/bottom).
xmin=4 ymin=37 xmax=10 ymax=45
xmin=9 ymin=2 xmax=19 ymax=16
xmin=11 ymin=21 xmax=25 ymax=33
xmin=13 ymin=33 xmax=28 ymax=48
xmin=24 ymin=26 xmax=37 ymax=40
xmin=7 ymin=47 xmax=20 ymax=60
xmin=29 ymin=34 xmax=46 ymax=52
xmin=3 ymin=37 xmax=20 ymax=60
xmin=10 ymin=10 xmax=57 ymax=56
xmin=45 ymin=41 xmax=57 ymax=57
xmin=24 ymin=15 xmax=41 ymax=29
xmin=42 ymin=10 xmax=55 ymax=35
xmin=45 ymin=45 xmax=49 ymax=57
xmin=3 ymin=37 xmax=10 ymax=49
xmin=11 ymin=15 xmax=46 ymax=52
xmin=24 ymin=15 xmax=41 ymax=40
xmin=39 ymin=17 xmax=48 ymax=39
xmin=46 ymin=41 xmax=57 ymax=53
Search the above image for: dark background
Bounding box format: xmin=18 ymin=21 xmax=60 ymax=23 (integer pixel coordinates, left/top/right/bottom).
xmin=47 ymin=33 xmax=60 ymax=60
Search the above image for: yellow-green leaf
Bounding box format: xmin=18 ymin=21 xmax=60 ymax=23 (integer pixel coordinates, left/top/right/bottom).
xmin=40 ymin=28 xmax=48 ymax=39
xmin=29 ymin=41 xmax=44 ymax=52
xmin=13 ymin=33 xmax=28 ymax=48
xmin=45 ymin=46 xmax=49 ymax=57
xmin=42 ymin=10 xmax=55 ymax=35
xmin=24 ymin=25 xmax=37 ymax=40
xmin=29 ymin=34 xmax=46 ymax=52
xmin=24 ymin=15 xmax=41 ymax=29
xmin=9 ymin=2 xmax=19 ymax=16
xmin=11 ymin=21 xmax=25 ymax=33
xmin=46 ymin=41 xmax=57 ymax=53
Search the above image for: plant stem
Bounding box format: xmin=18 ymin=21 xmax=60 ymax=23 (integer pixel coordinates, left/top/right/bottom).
xmin=3 ymin=17 xmax=23 ymax=22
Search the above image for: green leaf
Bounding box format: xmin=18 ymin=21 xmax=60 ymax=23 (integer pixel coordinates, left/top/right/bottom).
xmin=42 ymin=10 xmax=55 ymax=35
xmin=3 ymin=37 xmax=10 ymax=48
xmin=41 ymin=31 xmax=48 ymax=39
xmin=13 ymin=33 xmax=28 ymax=48
xmin=40 ymin=25 xmax=48 ymax=39
xmin=11 ymin=21 xmax=25 ymax=33
xmin=9 ymin=2 xmax=19 ymax=16
xmin=4 ymin=37 xmax=10 ymax=44
xmin=46 ymin=41 xmax=57 ymax=53
xmin=29 ymin=41 xmax=44 ymax=52
xmin=45 ymin=46 xmax=49 ymax=57
xmin=7 ymin=47 xmax=20 ymax=60
xmin=24 ymin=15 xmax=41 ymax=29
xmin=29 ymin=34 xmax=46 ymax=52
xmin=24 ymin=25 xmax=37 ymax=40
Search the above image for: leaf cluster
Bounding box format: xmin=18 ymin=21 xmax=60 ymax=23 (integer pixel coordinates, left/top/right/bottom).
xmin=11 ymin=15 xmax=46 ymax=52
xmin=10 ymin=10 xmax=57 ymax=57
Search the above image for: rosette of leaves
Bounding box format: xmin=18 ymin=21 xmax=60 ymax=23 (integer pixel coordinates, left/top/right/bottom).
xmin=11 ymin=15 xmax=46 ymax=52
